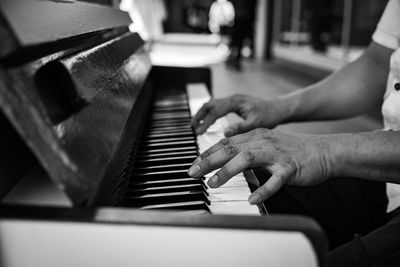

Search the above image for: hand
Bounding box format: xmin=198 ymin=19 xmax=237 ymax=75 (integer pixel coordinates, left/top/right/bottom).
xmin=191 ymin=94 xmax=288 ymax=137
xmin=187 ymin=128 xmax=333 ymax=204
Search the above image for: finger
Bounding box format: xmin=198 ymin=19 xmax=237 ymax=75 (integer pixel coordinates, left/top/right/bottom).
xmin=194 ymin=113 xmax=218 ymax=135
xmin=248 ymin=174 xmax=285 ymax=205
xmin=191 ymin=98 xmax=234 ymax=134
xmin=188 ymin=145 xmax=240 ymax=177
xmin=224 ymin=119 xmax=256 ymax=137
xmin=191 ymin=103 xmax=210 ymax=129
xmin=207 ymin=150 xmax=258 ymax=188
xmin=198 ymin=134 xmax=251 ymax=161
xmin=190 ymin=137 xmax=264 ymax=166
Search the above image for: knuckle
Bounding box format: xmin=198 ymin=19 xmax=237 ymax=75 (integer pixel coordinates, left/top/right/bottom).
xmin=261 ymin=184 xmax=274 ymax=196
xmin=201 ymin=157 xmax=212 ymax=169
xmin=231 ymin=94 xmax=242 ymax=103
xmin=252 ymin=117 xmax=262 ymax=127
xmin=229 ymin=124 xmax=237 ymax=131
xmin=232 ymin=94 xmax=247 ymax=106
xmin=203 ymin=102 xmax=211 ymax=109
xmin=233 ymin=124 xmax=242 ymax=132
xmin=208 ymin=108 xmax=217 ymax=117
xmin=219 ymin=137 xmax=231 ymax=147
xmin=240 ymin=151 xmax=255 ymax=162
xmin=200 ymin=151 xmax=209 ymax=159
xmin=217 ymin=166 xmax=230 ymax=179
xmin=223 ymin=145 xmax=238 ymax=157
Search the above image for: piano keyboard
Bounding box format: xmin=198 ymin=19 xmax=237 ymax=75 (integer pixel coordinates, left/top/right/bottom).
xmin=124 ymin=84 xmax=261 ymax=215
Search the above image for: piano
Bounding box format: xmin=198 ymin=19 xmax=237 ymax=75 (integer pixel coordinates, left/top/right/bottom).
xmin=0 ymin=0 xmax=327 ymax=266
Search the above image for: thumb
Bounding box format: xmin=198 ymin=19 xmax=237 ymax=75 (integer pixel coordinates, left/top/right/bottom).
xmin=224 ymin=120 xmax=255 ymax=137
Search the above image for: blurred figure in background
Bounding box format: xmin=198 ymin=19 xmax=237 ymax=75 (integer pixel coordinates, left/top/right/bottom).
xmin=305 ymin=0 xmax=333 ymax=53
xmin=120 ymin=0 xmax=167 ymax=41
xmin=185 ymin=0 xmax=213 ymax=33
xmin=227 ymin=0 xmax=257 ymax=70
xmin=208 ymin=0 xmax=235 ymax=35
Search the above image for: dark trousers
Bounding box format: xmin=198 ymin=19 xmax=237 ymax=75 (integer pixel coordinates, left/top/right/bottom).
xmin=230 ymin=18 xmax=253 ymax=62
xmin=255 ymin=168 xmax=400 ymax=266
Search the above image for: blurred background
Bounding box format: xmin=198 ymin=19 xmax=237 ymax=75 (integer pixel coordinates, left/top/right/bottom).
xmin=115 ymin=0 xmax=388 ymax=132
xmin=116 ymin=0 xmax=387 ymax=72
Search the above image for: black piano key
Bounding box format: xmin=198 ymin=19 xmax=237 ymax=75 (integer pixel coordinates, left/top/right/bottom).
xmin=152 ymin=108 xmax=189 ymax=112
xmin=151 ymin=113 xmax=191 ymax=119
xmin=148 ymin=123 xmax=191 ymax=129
xmin=152 ymin=107 xmax=189 ymax=112
xmin=151 ymin=113 xmax=190 ymax=117
xmin=148 ymin=129 xmax=193 ymax=136
xmin=149 ymin=122 xmax=192 ymax=129
xmin=154 ymin=100 xmax=188 ymax=106
xmin=150 ymin=119 xmax=191 ymax=124
xmin=125 ymin=191 xmax=210 ymax=207
xmin=135 ymin=163 xmax=192 ymax=173
xmin=151 ymin=110 xmax=189 ymax=114
xmin=153 ymin=103 xmax=188 ymax=109
xmin=143 ymin=136 xmax=195 ymax=144
xmin=148 ymin=125 xmax=192 ymax=131
xmin=154 ymin=97 xmax=187 ymax=102
xmin=136 ymin=156 xmax=196 ymax=166
xmin=146 ymin=131 xmax=194 ymax=139
xmin=140 ymin=201 xmax=210 ymax=212
xmin=131 ymin=178 xmax=206 ymax=189
xmin=150 ymin=118 xmax=191 ymax=124
xmin=143 ymin=140 xmax=197 ymax=149
xmin=139 ymin=146 xmax=198 ymax=155
xmin=154 ymin=97 xmax=187 ymax=101
xmin=150 ymin=117 xmax=191 ymax=122
xmin=127 ymin=184 xmax=208 ymax=197
xmin=136 ymin=169 xmax=203 ymax=180
xmin=149 ymin=117 xmax=191 ymax=122
xmin=138 ymin=150 xmax=197 ymax=160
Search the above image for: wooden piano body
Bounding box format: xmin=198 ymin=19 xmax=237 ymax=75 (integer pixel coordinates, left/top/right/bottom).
xmin=0 ymin=1 xmax=327 ymax=266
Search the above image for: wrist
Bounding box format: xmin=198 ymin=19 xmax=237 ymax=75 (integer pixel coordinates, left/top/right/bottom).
xmin=275 ymin=93 xmax=301 ymax=124
xmin=317 ymin=134 xmax=346 ymax=179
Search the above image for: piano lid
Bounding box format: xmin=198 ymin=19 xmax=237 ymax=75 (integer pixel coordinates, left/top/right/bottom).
xmin=0 ymin=0 xmax=132 ymax=60
xmin=0 ymin=1 xmax=152 ymax=206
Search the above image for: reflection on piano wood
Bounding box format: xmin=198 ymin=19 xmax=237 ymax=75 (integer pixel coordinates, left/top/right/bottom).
xmin=0 ymin=0 xmax=326 ymax=266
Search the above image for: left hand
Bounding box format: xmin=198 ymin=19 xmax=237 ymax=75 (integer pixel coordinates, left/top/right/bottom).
xmin=187 ymin=128 xmax=334 ymax=204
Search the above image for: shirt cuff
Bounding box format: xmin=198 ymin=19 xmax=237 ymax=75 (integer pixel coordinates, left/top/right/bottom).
xmin=372 ymin=28 xmax=399 ymax=50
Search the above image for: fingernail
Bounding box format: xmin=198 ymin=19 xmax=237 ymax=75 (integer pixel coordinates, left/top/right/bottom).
xmin=248 ymin=193 xmax=261 ymax=205
xmin=188 ymin=165 xmax=201 ymax=177
xmin=207 ymin=176 xmax=218 ymax=188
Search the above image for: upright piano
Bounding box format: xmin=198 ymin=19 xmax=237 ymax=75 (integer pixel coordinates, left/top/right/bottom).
xmin=0 ymin=1 xmax=326 ymax=266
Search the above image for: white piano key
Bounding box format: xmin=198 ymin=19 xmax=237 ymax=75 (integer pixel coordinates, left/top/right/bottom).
xmin=207 ymin=186 xmax=251 ymax=196
xmin=187 ymin=83 xmax=261 ymax=216
xmin=208 ymin=187 xmax=251 ymax=202
xmin=205 ymin=179 xmax=248 ymax=188
xmin=204 ymin=170 xmax=246 ymax=179
xmin=205 ymin=176 xmax=248 ymax=186
xmin=209 ymin=201 xmax=261 ymax=215
xmin=208 ymin=193 xmax=249 ymax=202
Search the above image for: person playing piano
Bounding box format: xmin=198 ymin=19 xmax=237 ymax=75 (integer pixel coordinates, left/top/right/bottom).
xmin=189 ymin=0 xmax=400 ymax=266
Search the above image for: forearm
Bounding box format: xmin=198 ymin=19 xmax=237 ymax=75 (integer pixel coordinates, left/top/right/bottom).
xmin=325 ymin=131 xmax=400 ymax=183
xmin=278 ymin=42 xmax=392 ymax=123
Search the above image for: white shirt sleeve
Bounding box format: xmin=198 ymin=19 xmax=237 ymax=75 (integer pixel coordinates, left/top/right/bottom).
xmin=372 ymin=0 xmax=400 ymax=49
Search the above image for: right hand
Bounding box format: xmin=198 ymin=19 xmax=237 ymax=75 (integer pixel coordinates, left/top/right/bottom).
xmin=191 ymin=94 xmax=288 ymax=137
